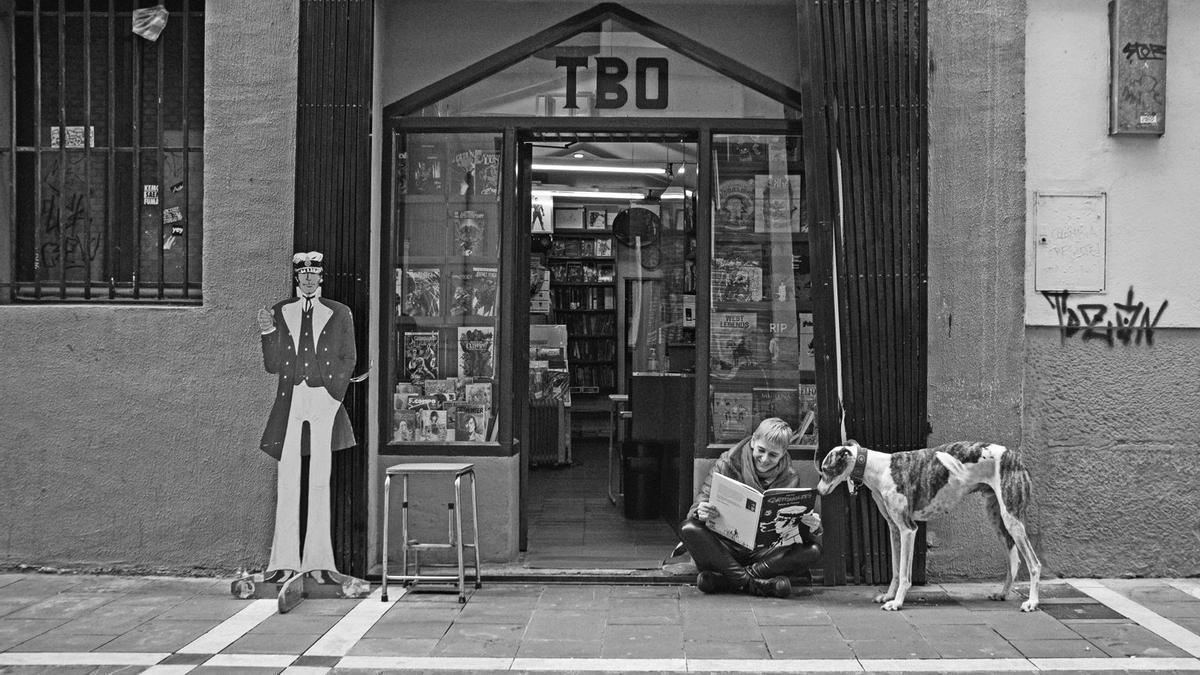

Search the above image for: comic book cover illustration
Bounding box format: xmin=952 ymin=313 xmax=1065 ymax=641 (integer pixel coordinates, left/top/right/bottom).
xmin=453 ymin=404 xmax=488 ymax=442
xmin=451 ymin=210 xmax=489 ymax=257
xmin=712 ymin=391 xmax=754 ymax=442
xmin=392 ymin=409 xmax=418 ymax=442
xmin=706 ymin=473 xmax=818 ymax=550
xmin=418 ymin=409 xmax=448 ymax=442
xmin=464 ymin=381 xmax=492 ymax=409
xmin=458 ymin=326 xmax=495 ymax=378
xmin=409 ymin=143 xmax=443 ymax=195
xmin=401 ymin=267 xmax=441 ymax=317
xmin=754 ymin=174 xmax=805 ymax=234
xmin=710 ymin=312 xmax=765 ymax=376
xmin=714 ymin=178 xmax=755 ymax=234
xmin=752 ymin=387 xmax=801 ymax=430
xmin=711 ymin=245 xmax=763 ymax=302
xmin=403 ymin=331 xmax=438 ymax=384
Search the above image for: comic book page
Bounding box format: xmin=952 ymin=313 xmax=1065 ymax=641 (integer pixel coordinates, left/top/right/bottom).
xmin=706 ymin=473 xmax=818 ymax=550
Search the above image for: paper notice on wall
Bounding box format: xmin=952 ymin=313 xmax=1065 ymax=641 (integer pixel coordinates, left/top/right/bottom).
xmin=144 ymin=185 xmax=159 ymax=205
xmin=163 ymin=206 xmax=183 ymax=224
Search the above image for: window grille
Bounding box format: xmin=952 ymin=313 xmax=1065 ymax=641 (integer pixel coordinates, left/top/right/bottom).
xmin=7 ymin=0 xmax=204 ymax=303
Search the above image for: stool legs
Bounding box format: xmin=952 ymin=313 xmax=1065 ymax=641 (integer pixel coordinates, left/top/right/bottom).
xmin=381 ymin=474 xmax=391 ymax=602
xmin=454 ymin=475 xmax=465 ymax=603
xmin=469 ymin=471 xmax=481 ymax=589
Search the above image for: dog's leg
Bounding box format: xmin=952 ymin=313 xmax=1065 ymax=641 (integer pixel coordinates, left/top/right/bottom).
xmin=990 ymin=462 xmax=1042 ymax=612
xmin=870 ymin=491 xmax=901 ymax=604
xmin=882 ymin=519 xmax=917 ymax=611
xmin=983 ymin=489 xmax=1017 ymax=602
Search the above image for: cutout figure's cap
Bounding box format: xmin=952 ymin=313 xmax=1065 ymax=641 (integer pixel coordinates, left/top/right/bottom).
xmin=293 ymin=251 xmax=324 ymax=273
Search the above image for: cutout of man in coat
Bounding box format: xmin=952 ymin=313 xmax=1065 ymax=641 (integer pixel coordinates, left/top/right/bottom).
xmin=255 ymin=251 xmax=365 ymax=610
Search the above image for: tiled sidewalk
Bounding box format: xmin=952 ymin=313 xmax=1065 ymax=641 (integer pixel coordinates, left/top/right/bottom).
xmin=1 ymin=572 xmax=1199 ymax=673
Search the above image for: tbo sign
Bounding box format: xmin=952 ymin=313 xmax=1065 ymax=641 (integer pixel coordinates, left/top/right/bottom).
xmin=556 ymin=56 xmax=669 ymax=110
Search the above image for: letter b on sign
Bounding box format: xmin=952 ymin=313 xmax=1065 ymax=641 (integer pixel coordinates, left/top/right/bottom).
xmin=594 ymin=57 xmax=669 ymax=110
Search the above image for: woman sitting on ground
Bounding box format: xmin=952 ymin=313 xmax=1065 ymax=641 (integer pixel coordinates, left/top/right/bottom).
xmin=680 ymin=417 xmax=822 ymax=598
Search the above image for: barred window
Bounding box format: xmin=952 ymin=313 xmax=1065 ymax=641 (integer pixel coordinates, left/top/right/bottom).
xmin=7 ymin=0 xmax=203 ymax=303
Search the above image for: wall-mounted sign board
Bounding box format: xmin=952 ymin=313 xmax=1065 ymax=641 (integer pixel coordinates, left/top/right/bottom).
xmin=1034 ymin=192 xmax=1107 ymax=292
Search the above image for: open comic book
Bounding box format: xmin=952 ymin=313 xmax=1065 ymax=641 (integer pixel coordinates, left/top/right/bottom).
xmin=705 ymin=472 xmax=818 ymax=550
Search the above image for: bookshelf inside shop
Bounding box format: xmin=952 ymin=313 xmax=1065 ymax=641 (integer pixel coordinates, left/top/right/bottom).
xmin=708 ymin=134 xmax=817 ymax=450
xmin=389 ymin=132 xmax=503 ymax=447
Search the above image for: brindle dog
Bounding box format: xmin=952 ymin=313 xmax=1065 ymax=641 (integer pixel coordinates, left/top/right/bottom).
xmin=817 ymin=440 xmax=1040 ymax=611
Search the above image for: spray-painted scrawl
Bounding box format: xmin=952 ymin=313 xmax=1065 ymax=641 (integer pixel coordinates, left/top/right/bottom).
xmin=1043 ymin=286 xmax=1168 ymax=347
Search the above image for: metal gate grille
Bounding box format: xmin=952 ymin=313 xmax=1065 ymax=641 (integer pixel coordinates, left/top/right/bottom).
xmin=295 ymin=0 xmax=373 ymax=577
xmin=801 ymin=0 xmax=929 ymax=586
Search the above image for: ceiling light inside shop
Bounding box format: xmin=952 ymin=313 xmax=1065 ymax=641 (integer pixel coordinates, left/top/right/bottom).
xmin=532 ymin=188 xmax=647 ymax=200
xmin=531 ymin=162 xmax=668 ymax=175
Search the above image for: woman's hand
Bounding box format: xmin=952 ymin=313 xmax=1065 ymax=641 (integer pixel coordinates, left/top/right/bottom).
xmin=695 ymin=501 xmax=718 ymax=522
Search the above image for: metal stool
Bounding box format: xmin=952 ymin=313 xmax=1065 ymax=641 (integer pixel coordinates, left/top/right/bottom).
xmin=381 ymin=462 xmax=481 ymax=603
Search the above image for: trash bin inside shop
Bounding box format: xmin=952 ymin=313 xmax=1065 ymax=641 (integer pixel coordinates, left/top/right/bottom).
xmin=622 ymin=441 xmax=663 ymax=520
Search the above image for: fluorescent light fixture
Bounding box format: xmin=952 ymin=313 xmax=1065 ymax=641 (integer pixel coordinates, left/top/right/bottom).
xmin=660 ymin=186 xmax=693 ymax=200
xmin=532 ymin=188 xmax=646 ymax=200
xmin=531 ymin=162 xmax=668 ymax=175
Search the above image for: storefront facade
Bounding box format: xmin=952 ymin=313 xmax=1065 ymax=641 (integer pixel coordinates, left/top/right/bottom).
xmin=0 ymin=0 xmax=1196 ymax=581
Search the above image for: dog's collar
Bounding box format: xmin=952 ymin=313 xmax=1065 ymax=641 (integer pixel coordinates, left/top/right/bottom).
xmin=850 ymin=448 xmax=868 ymax=483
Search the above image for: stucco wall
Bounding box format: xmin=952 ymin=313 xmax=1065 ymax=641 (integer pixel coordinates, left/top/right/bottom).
xmin=0 ymin=2 xmax=299 ymax=574
xmin=924 ymin=0 xmax=1029 ymax=579
xmin=1022 ymin=0 xmax=1200 ymax=576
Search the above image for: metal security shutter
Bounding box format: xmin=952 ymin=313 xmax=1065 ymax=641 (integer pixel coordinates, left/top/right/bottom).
xmin=800 ymin=0 xmax=929 ymax=586
xmin=295 ymin=0 xmax=373 ymax=577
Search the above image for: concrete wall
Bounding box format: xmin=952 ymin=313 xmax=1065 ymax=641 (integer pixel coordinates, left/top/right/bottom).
xmin=926 ymin=0 xmax=1200 ymax=579
xmin=924 ymin=0 xmax=1029 ymax=579
xmin=0 ymin=2 xmax=299 ymax=574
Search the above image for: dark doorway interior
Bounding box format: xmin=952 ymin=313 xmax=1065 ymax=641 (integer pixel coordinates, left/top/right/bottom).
xmin=523 ymin=135 xmax=696 ymax=569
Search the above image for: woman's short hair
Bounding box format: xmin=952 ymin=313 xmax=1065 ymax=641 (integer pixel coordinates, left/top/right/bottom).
xmin=752 ymin=417 xmax=792 ymax=450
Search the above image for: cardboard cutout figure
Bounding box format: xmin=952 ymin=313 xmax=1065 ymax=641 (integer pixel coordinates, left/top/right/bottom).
xmin=232 ymin=251 xmax=369 ymax=612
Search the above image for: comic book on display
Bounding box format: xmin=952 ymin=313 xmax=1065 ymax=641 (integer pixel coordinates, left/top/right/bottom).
xmin=794 ymin=384 xmax=818 ymax=446
xmin=765 ymin=317 xmax=799 ymax=370
xmin=453 ymin=404 xmax=488 ymax=441
xmin=457 ymin=326 xmax=495 ymax=378
xmin=451 ymin=148 xmax=499 ymax=197
xmin=711 ymin=391 xmax=754 ymax=442
xmin=714 ymin=178 xmax=756 ymax=234
xmin=448 ymin=267 xmax=498 ymax=318
xmin=409 ymin=143 xmax=444 ymax=195
xmin=463 ymin=381 xmax=492 ymax=409
xmin=402 ymin=331 xmax=439 ymax=385
xmin=754 ymin=174 xmax=805 ymax=234
xmin=705 ymin=472 xmax=818 ymax=550
xmin=451 ymin=210 xmax=490 ymax=258
xmin=418 ymin=409 xmax=448 ymax=442
xmin=401 ymin=267 xmax=441 ymax=317
xmin=711 ymin=312 xmax=766 ymax=376
xmin=711 ymin=245 xmax=763 ymax=302
xmin=392 ymin=409 xmax=418 ymax=442
xmin=752 ymin=387 xmax=801 ymax=431
xmin=797 ymin=312 xmax=815 ymax=371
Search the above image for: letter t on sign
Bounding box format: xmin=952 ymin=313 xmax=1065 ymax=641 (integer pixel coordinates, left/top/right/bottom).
xmin=556 ymin=56 xmax=589 ymax=109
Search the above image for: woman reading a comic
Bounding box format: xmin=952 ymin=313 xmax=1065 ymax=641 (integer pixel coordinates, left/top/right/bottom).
xmin=679 ymin=417 xmax=823 ymax=598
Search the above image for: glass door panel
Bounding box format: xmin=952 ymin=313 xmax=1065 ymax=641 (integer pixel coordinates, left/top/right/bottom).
xmin=388 ymin=131 xmax=503 ymax=445
xmin=708 ymin=133 xmax=815 ymax=449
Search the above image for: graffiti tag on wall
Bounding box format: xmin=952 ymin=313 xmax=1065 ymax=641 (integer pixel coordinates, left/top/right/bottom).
xmin=1043 ymin=286 xmax=1167 ymax=346
xmin=38 ymin=154 xmax=105 ymax=275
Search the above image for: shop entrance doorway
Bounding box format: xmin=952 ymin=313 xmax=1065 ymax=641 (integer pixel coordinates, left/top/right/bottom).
xmin=522 ymin=133 xmax=697 ymax=570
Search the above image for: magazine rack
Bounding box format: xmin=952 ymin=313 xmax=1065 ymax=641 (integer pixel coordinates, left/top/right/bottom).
xmin=381 ymin=462 xmax=481 ymax=603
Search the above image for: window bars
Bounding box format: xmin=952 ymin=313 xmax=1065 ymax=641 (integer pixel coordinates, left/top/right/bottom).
xmin=9 ymin=0 xmax=204 ymax=303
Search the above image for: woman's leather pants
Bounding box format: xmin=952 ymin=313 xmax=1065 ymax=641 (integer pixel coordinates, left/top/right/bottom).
xmin=680 ymin=517 xmax=821 ymax=589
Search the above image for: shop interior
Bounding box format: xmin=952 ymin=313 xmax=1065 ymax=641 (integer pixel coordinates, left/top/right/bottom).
xmin=525 ymin=135 xmax=698 ymax=569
